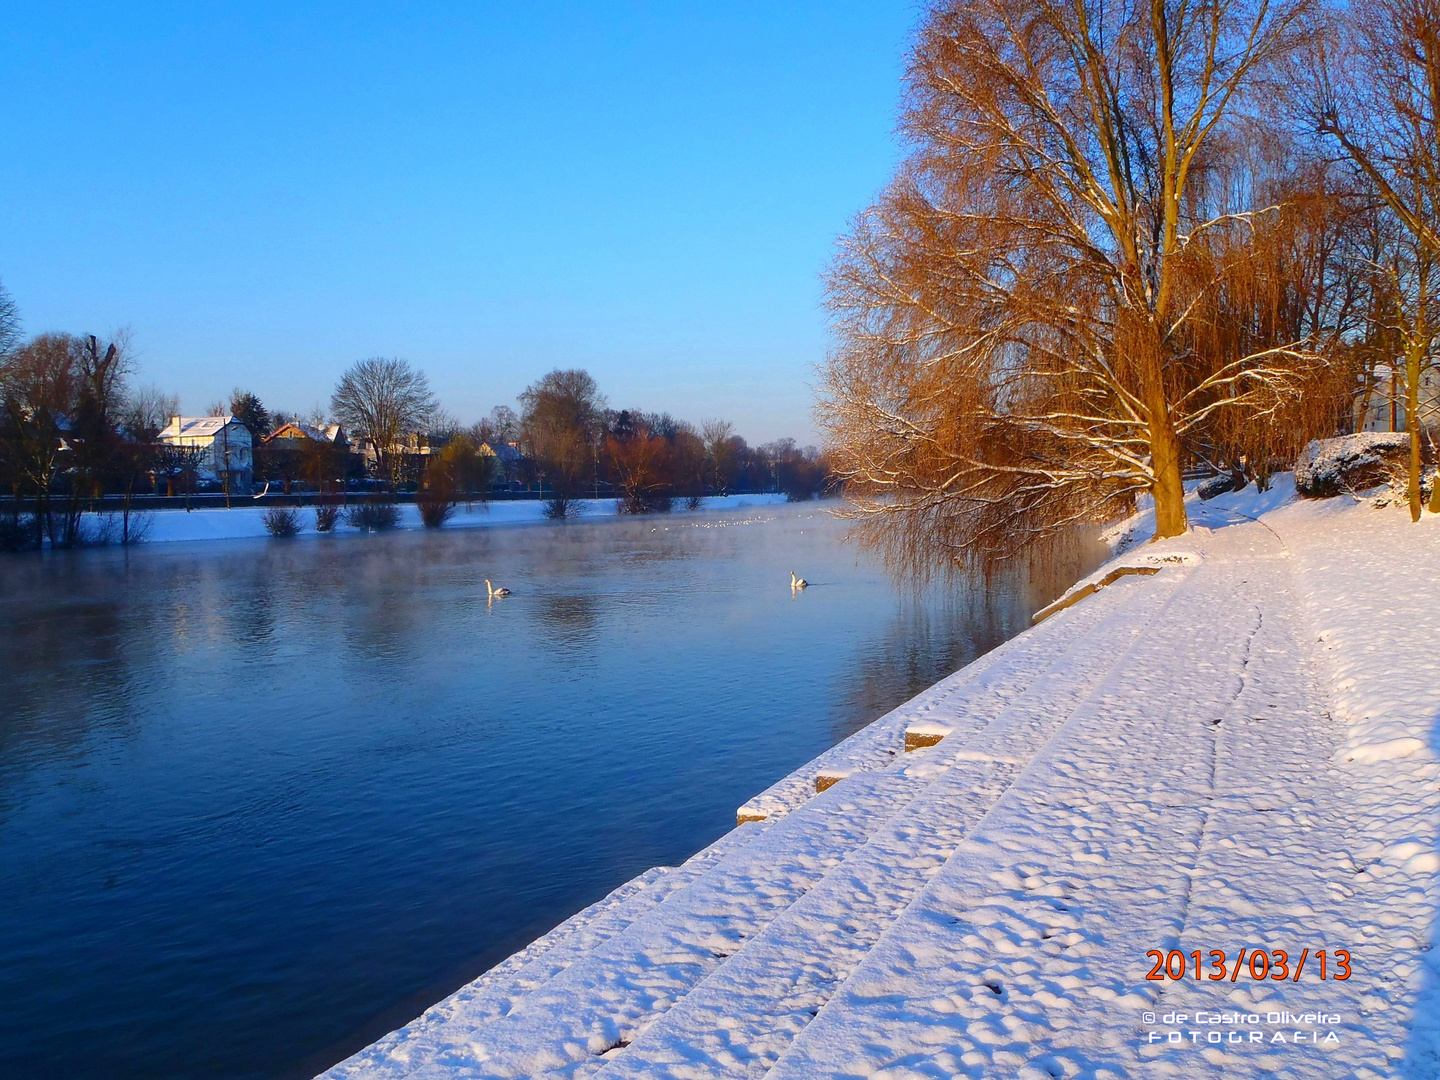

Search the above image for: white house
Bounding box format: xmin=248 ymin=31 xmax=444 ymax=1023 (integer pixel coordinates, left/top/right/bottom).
xmin=158 ymin=416 xmax=254 ymax=495
xmin=1355 ymin=365 xmax=1440 ymax=433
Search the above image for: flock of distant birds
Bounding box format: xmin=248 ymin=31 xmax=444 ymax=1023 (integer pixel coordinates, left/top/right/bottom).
xmin=482 ymin=571 xmax=807 ymax=603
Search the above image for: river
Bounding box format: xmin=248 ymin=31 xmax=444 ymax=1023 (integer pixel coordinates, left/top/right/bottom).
xmin=0 ymin=501 xmax=1100 ymax=1080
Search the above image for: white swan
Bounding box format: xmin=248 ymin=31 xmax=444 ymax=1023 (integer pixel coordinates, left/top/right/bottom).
xmin=790 ymin=571 xmax=809 ymax=590
xmin=486 ymin=578 xmax=512 ymax=599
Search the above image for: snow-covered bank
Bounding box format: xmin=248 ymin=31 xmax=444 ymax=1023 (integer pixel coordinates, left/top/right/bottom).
xmin=318 ymin=482 xmax=1440 ymax=1080
xmin=86 ymin=494 xmax=792 ymax=546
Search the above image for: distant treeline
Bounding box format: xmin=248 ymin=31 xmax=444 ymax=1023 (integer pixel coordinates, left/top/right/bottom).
xmin=0 ymin=298 xmax=830 ymax=548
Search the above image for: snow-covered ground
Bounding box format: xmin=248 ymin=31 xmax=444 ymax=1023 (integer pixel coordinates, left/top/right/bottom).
xmin=317 ymin=479 xmax=1440 ymax=1079
xmin=85 ymin=494 xmax=791 ymax=545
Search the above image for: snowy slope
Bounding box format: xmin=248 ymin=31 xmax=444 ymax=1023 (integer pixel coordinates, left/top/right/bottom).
xmin=318 ymin=481 xmax=1440 ymax=1080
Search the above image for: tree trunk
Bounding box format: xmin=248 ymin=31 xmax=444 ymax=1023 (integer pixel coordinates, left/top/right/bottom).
xmin=1407 ymin=343 xmax=1423 ymax=522
xmin=1150 ymin=417 xmax=1187 ymax=538
xmin=1140 ymin=325 xmax=1188 ymax=539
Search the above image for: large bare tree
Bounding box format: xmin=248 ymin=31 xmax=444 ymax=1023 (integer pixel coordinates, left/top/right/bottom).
xmin=519 ymin=368 xmax=605 ymax=516
xmin=330 ymin=357 xmax=437 ymax=490
xmin=821 ymin=0 xmax=1335 ymax=570
xmin=1313 ymin=0 xmax=1440 ymax=519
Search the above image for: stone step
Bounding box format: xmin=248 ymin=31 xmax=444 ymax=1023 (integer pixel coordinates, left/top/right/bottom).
xmin=319 ymin=827 xmax=768 ymax=1079
xmin=402 ymin=758 xmax=955 ymax=1079
xmin=734 ymin=570 xmax=1170 ymax=824
xmin=583 ymin=566 xmax=1189 ymax=1080
xmin=760 ymin=556 xmax=1267 ymax=1079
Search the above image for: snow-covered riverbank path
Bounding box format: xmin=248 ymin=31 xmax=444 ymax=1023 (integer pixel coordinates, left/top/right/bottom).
xmin=320 ymin=487 xmax=1440 ymax=1080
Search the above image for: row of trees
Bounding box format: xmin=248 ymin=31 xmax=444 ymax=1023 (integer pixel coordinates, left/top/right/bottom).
xmin=511 ymin=367 xmax=827 ymax=516
xmin=0 ymin=320 xmax=183 ymax=547
xmin=0 ymin=287 xmax=829 ymax=546
xmin=316 ymin=360 xmax=828 ymax=518
xmin=821 ymin=0 xmax=1440 ymax=574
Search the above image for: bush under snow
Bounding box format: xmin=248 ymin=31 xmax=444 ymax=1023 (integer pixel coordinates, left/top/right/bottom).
xmin=1294 ymin=432 xmax=1410 ymax=498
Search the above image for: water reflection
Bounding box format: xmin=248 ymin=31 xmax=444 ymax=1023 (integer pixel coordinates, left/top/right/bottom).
xmin=0 ymin=504 xmax=1100 ymax=1080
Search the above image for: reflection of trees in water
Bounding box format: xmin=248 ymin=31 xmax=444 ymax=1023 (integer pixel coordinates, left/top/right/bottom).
xmin=336 ymin=543 xmax=448 ymax=668
xmin=830 ymin=585 xmax=1019 ymax=744
xmin=533 ymin=592 xmax=602 ymax=658
xmin=0 ymin=558 xmax=164 ymax=820
xmin=830 ymin=532 xmax=1108 ymax=744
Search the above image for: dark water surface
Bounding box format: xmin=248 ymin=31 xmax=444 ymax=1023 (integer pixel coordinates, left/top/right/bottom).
xmin=0 ymin=503 xmax=1096 ymax=1080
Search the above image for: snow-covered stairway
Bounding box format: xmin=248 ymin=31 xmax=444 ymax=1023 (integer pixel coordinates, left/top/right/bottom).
xmin=585 ymin=568 xmax=1193 ymax=1080
xmin=759 ymin=520 xmax=1354 ymax=1080
xmin=396 ymin=763 xmax=944 ymax=1079
xmin=324 ymin=828 xmax=769 ymax=1080
xmin=736 ymin=555 xmax=1184 ymax=825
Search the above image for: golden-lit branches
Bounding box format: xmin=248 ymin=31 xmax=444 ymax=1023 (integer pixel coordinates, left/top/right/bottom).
xmin=821 ymin=0 xmax=1351 ymax=572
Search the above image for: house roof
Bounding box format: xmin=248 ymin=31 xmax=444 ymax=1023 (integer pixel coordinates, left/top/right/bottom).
xmin=264 ymin=421 xmax=343 ymax=443
xmin=479 ymin=441 xmax=522 ymax=463
xmin=159 ymin=416 xmax=246 ymax=440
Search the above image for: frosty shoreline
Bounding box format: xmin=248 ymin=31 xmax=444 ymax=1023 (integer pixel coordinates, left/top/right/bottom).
xmin=73 ymin=493 xmax=793 ymax=546
xmin=320 ymin=478 xmax=1440 ymax=1080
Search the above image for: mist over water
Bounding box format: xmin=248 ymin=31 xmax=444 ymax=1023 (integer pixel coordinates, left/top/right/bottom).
xmin=0 ymin=503 xmax=1102 ymax=1080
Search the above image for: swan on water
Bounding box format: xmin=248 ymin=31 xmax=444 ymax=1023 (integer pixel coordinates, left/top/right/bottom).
xmin=486 ymin=579 xmax=512 ymax=599
xmin=790 ymin=571 xmax=808 ymax=590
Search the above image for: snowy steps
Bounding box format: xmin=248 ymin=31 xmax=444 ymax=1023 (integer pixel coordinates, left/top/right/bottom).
xmin=324 ymin=832 xmax=766 ymax=1079
xmin=736 ymin=570 xmax=1176 ymax=826
xmin=322 ymin=562 xmax=1195 ymax=1080
xmin=591 ymin=568 xmax=1194 ymax=1080
xmin=763 ymin=540 xmax=1347 ymax=1078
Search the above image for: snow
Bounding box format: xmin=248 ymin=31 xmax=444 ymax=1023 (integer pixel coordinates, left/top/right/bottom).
xmin=79 ymin=494 xmax=791 ymax=546
xmin=1294 ymin=432 xmax=1410 ymax=497
xmin=315 ymin=480 xmax=1440 ymax=1080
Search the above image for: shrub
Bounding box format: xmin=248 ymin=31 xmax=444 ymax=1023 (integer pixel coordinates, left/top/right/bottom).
xmin=1295 ymin=433 xmax=1410 ymax=498
xmin=416 ymin=487 xmax=456 ymax=528
xmin=314 ymin=502 xmax=342 ymax=532
xmin=619 ymin=492 xmax=673 ymax=514
xmin=542 ymin=496 xmax=581 ymax=519
xmin=0 ymin=514 xmax=39 ymax=552
xmin=263 ymin=505 xmax=303 ymax=537
xmin=345 ymin=500 xmax=400 ymax=531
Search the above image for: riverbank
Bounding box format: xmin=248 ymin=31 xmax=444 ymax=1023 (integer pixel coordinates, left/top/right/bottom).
xmin=319 ymin=479 xmax=1440 ymax=1079
xmin=72 ymin=493 xmax=793 ymax=546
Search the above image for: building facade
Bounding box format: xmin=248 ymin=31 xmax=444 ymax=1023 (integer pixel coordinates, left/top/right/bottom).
xmin=158 ymin=416 xmax=254 ymax=495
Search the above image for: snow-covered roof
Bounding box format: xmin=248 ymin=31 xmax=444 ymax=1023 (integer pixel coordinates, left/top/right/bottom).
xmin=265 ymin=421 xmax=342 ymax=443
xmin=159 ymin=416 xmax=244 ymax=440
xmin=479 ymin=441 xmax=522 ymax=463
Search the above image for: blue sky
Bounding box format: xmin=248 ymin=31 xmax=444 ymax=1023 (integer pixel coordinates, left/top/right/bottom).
xmin=0 ymin=2 xmax=914 ymax=443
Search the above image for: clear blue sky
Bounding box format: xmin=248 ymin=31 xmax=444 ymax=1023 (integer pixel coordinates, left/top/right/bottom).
xmin=0 ymin=2 xmax=915 ymax=444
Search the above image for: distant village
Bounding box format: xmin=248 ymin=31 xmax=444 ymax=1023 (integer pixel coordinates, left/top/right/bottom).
xmin=0 ymin=311 xmax=832 ymax=549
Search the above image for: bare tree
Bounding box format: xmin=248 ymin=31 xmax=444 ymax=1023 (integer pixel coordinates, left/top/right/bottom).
xmin=330 ymin=357 xmax=437 ymax=490
xmin=476 ymin=405 xmax=521 ymax=446
xmin=1312 ymin=0 xmax=1440 ymax=519
xmin=0 ymin=332 xmax=134 ymax=545
xmin=519 ymin=368 xmax=606 ymax=516
xmin=821 ymin=0 xmax=1329 ymax=572
xmin=0 ymin=279 xmax=19 ymax=359
xmin=701 ymin=419 xmax=737 ymax=494
xmin=123 ymin=384 xmax=181 ymax=443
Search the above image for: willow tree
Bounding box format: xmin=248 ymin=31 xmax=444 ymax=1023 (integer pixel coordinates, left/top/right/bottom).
xmin=821 ymin=0 xmax=1331 ymax=569
xmin=1313 ymin=0 xmax=1440 ymax=519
